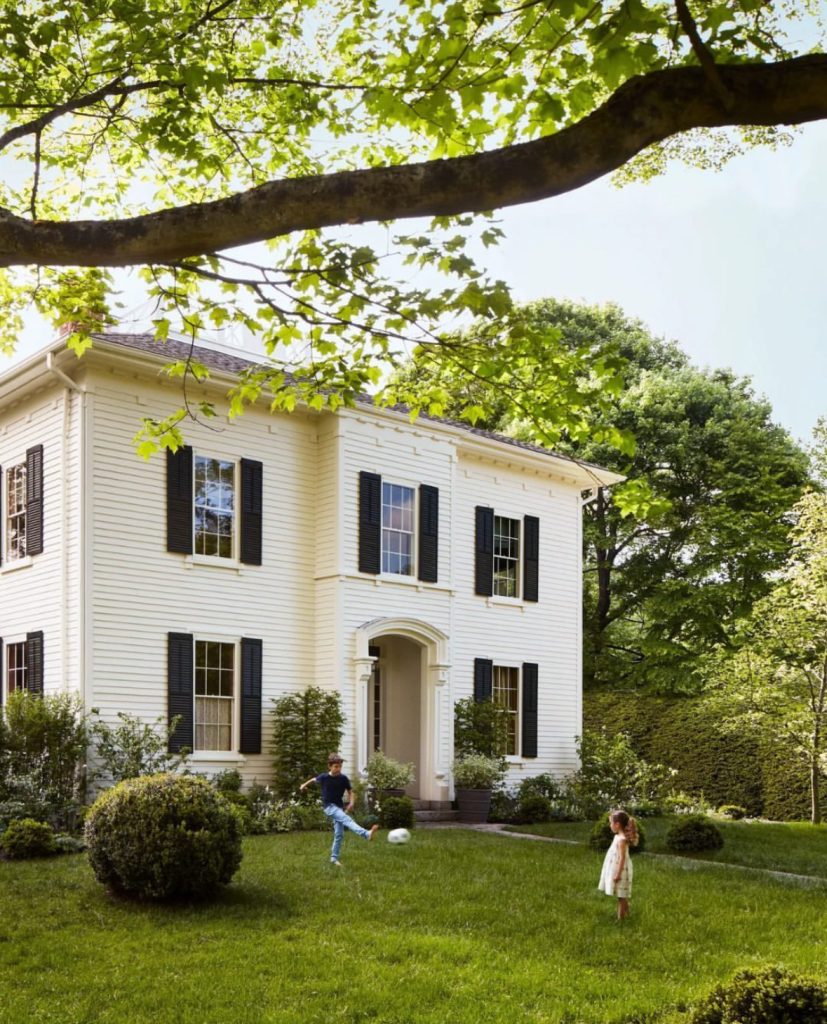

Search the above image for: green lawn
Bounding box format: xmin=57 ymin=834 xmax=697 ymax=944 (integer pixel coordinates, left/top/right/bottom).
xmin=1 ymin=827 xmax=825 ymax=1024
xmin=508 ymin=817 xmax=827 ymax=878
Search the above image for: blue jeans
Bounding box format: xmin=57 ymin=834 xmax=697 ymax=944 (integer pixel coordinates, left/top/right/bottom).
xmin=324 ymin=804 xmax=371 ymax=861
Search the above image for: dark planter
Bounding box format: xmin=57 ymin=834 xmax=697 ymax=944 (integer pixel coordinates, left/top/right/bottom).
xmin=456 ymin=787 xmax=492 ymax=823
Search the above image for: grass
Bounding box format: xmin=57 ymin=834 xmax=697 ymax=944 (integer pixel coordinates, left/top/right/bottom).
xmin=1 ymin=826 xmax=826 ymax=1024
xmin=508 ymin=817 xmax=827 ymax=878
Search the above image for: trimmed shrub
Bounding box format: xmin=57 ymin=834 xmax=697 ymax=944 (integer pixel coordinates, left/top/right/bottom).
xmin=518 ymin=795 xmax=552 ymax=824
xmin=690 ymin=966 xmax=827 ymax=1024
xmin=488 ymin=788 xmax=519 ymax=824
xmin=212 ymin=769 xmax=243 ymax=794
xmin=379 ymin=796 xmax=415 ymax=830
xmin=85 ymin=774 xmax=242 ymax=900
xmin=665 ymin=814 xmax=723 ymax=853
xmin=588 ymin=818 xmax=646 ymax=855
xmin=718 ymin=804 xmax=747 ymax=820
xmin=1 ymin=817 xmax=58 ymax=859
xmin=270 ymin=687 xmax=344 ymax=801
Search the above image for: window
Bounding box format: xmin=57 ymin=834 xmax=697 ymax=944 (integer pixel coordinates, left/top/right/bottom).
xmin=493 ymin=665 xmax=520 ymax=755
xmin=194 ymin=456 xmax=235 ymax=558
xmin=381 ymin=482 xmax=415 ymax=576
xmin=6 ymin=464 xmax=26 ymax=561
xmin=6 ymin=640 xmax=28 ymax=696
xmin=194 ymin=640 xmax=235 ymax=751
xmin=493 ymin=515 xmax=520 ymax=597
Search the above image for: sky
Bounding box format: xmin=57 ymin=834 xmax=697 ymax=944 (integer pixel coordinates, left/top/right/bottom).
xmin=4 ymin=120 xmax=825 ymax=446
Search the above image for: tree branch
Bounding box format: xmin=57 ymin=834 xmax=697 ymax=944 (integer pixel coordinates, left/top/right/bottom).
xmin=1 ymin=55 xmax=825 ymax=267
xmin=674 ymin=0 xmax=733 ymax=110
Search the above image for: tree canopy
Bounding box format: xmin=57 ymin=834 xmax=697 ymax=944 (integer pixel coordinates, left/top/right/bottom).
xmin=0 ymin=1 xmax=825 ymax=448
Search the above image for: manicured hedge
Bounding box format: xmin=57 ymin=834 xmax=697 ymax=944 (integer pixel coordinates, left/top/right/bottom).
xmin=584 ymin=691 xmax=825 ymax=822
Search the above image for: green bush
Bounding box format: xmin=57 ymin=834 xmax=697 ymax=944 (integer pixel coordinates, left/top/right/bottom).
xmin=211 ymin=769 xmax=243 ymax=794
xmin=0 ymin=817 xmax=58 ymax=859
xmin=690 ymin=966 xmax=827 ymax=1024
xmin=293 ymin=804 xmax=328 ymax=831
xmin=452 ymin=753 xmax=504 ymax=789
xmin=85 ymin=774 xmax=242 ymax=900
xmin=665 ymin=814 xmax=724 ymax=853
xmin=378 ymin=796 xmax=415 ymax=830
xmin=454 ymin=697 xmax=509 ymax=759
xmin=488 ymin=789 xmax=520 ymax=823
xmin=362 ymin=750 xmax=416 ymax=793
xmin=90 ymin=711 xmax=189 ymax=783
xmin=517 ymin=774 xmax=562 ymax=803
xmin=588 ymin=818 xmax=646 ymax=855
xmin=518 ymin=794 xmax=551 ymax=824
xmin=567 ymin=729 xmax=673 ymax=819
xmin=270 ymin=687 xmax=344 ymax=801
xmin=718 ymin=804 xmax=747 ymax=820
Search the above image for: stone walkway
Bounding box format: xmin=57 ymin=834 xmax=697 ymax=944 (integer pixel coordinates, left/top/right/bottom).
xmin=418 ymin=820 xmax=827 ymax=887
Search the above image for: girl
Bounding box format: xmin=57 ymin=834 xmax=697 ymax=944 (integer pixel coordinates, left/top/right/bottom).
xmin=598 ymin=808 xmax=639 ymax=920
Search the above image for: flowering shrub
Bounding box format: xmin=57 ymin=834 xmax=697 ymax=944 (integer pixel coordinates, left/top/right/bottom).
xmin=452 ymin=753 xmax=504 ymax=789
xmin=362 ymin=750 xmax=416 ymax=793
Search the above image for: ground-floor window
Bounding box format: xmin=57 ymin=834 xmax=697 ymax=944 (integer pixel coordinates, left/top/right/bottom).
xmin=492 ymin=664 xmax=520 ymax=755
xmin=5 ymin=640 xmax=28 ymax=696
xmin=194 ymin=639 xmax=235 ymax=751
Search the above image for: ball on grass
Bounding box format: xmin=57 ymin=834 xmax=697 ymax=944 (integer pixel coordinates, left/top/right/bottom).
xmin=387 ymin=827 xmax=411 ymax=845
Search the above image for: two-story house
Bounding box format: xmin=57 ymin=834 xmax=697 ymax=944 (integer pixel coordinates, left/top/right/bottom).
xmin=0 ymin=333 xmax=621 ymax=801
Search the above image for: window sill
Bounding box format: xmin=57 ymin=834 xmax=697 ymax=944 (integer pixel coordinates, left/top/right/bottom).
xmin=485 ymin=595 xmax=526 ymax=610
xmin=372 ymin=573 xmax=454 ymax=594
xmin=189 ymin=751 xmax=248 ymax=764
xmin=184 ymin=555 xmax=243 ymax=573
xmin=0 ymin=556 xmax=33 ymax=575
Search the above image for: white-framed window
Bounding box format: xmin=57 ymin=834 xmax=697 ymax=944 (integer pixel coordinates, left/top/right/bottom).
xmin=194 ymin=455 xmax=236 ymax=559
xmin=492 ymin=664 xmax=520 ymax=755
xmin=5 ymin=639 xmax=28 ymax=697
xmin=493 ymin=515 xmax=520 ymax=598
xmin=194 ymin=639 xmax=236 ymax=751
xmin=6 ymin=463 xmax=27 ymax=562
xmin=381 ymin=481 xmax=415 ymax=576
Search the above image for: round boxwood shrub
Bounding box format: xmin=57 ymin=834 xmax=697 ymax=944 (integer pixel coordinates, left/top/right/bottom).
xmin=665 ymin=814 xmax=723 ymax=853
xmin=0 ymin=818 xmax=58 ymax=859
xmin=588 ymin=818 xmax=646 ymax=855
xmin=718 ymin=804 xmax=747 ymax=820
xmin=85 ymin=773 xmax=243 ymax=900
xmin=518 ymin=795 xmax=552 ymax=824
xmin=379 ymin=795 xmax=415 ymax=830
xmin=690 ymin=966 xmax=827 ymax=1024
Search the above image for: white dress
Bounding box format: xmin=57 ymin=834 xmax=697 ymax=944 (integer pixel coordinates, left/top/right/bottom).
xmin=598 ymin=833 xmax=632 ymax=898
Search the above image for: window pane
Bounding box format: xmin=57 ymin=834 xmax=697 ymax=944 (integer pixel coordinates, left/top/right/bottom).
xmin=194 ymin=456 xmax=235 ymax=558
xmin=381 ymin=483 xmax=415 ymax=577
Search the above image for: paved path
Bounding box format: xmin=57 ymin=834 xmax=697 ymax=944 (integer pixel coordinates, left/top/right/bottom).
xmin=419 ymin=820 xmax=827 ymax=887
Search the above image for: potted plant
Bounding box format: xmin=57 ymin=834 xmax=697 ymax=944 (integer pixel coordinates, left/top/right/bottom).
xmin=452 ymin=753 xmax=503 ymax=822
xmin=361 ymin=750 xmax=416 ymax=803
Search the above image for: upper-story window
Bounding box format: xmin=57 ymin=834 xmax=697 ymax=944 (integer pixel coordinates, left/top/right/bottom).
xmin=493 ymin=515 xmax=520 ymax=598
xmin=194 ymin=456 xmax=235 ymax=559
xmin=6 ymin=464 xmax=27 ymax=561
xmin=194 ymin=639 xmax=235 ymax=751
xmin=381 ymin=482 xmax=415 ymax=576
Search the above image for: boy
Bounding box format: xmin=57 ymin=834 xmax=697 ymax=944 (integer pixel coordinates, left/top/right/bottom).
xmin=300 ymin=753 xmax=378 ymax=865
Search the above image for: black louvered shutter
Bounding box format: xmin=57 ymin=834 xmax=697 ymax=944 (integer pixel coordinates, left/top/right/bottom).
xmin=166 ymin=447 xmax=193 ymax=554
xmin=523 ymin=515 xmax=539 ymax=603
xmin=473 ymin=658 xmax=493 ymax=702
xmin=521 ymin=662 xmax=538 ymax=758
xmin=240 ymin=459 xmax=263 ymax=565
xmin=26 ymin=630 xmax=44 ymax=695
xmin=168 ymin=633 xmax=194 ymax=752
xmin=474 ymin=506 xmax=494 ymax=596
xmin=25 ymin=445 xmax=44 ymax=556
xmin=240 ymin=637 xmax=263 ymax=754
xmin=358 ymin=471 xmax=382 ymax=574
xmin=418 ymin=484 xmax=439 ymax=583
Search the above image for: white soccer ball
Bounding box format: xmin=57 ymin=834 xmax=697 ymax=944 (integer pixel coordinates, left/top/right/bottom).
xmin=387 ymin=827 xmax=411 ymax=845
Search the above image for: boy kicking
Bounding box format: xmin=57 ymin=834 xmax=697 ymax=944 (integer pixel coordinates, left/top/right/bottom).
xmin=300 ymin=753 xmax=378 ymax=865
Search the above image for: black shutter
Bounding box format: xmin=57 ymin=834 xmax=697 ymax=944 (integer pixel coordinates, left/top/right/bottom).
xmin=474 ymin=506 xmax=494 ymax=596
xmin=523 ymin=515 xmax=539 ymax=603
xmin=26 ymin=630 xmax=44 ymax=695
xmin=473 ymin=658 xmax=493 ymax=702
xmin=25 ymin=445 xmax=44 ymax=556
xmin=168 ymin=633 xmax=194 ymax=752
xmin=240 ymin=459 xmax=263 ymax=565
xmin=418 ymin=484 xmax=439 ymax=583
xmin=358 ymin=471 xmax=381 ymax=574
xmin=166 ymin=447 xmax=193 ymax=554
xmin=522 ymin=663 xmax=538 ymax=758
xmin=240 ymin=637 xmax=263 ymax=754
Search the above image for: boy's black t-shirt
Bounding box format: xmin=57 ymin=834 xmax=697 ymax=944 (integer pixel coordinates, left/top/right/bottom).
xmin=315 ymin=772 xmax=351 ymax=808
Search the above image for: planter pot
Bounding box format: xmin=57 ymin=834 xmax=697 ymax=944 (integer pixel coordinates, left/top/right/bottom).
xmin=380 ymin=788 xmax=406 ymax=799
xmin=455 ymin=787 xmax=492 ymax=823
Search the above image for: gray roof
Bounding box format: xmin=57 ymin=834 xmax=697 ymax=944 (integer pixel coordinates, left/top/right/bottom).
xmin=94 ymin=331 xmax=618 ymax=482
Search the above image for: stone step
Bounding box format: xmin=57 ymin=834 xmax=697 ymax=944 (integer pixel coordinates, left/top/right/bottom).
xmin=411 ymin=799 xmax=453 ymax=810
xmin=414 ymin=809 xmax=459 ymax=822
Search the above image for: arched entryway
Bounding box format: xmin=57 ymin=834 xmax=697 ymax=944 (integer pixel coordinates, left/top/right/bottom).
xmin=353 ymin=617 xmax=451 ymax=803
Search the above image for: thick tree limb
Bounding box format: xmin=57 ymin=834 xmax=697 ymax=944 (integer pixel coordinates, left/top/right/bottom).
xmin=0 ymin=55 xmax=825 ymax=267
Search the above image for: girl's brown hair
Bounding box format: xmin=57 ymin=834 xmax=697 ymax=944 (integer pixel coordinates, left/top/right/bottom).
xmin=610 ymin=809 xmax=639 ymax=847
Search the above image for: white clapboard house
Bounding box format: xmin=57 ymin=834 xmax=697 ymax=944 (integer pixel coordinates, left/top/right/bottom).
xmin=0 ymin=333 xmax=621 ymax=800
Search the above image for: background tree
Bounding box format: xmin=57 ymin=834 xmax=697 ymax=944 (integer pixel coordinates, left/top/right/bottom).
xmin=270 ymin=686 xmax=345 ymax=801
xmin=0 ymin=1 xmax=824 ymax=451
xmin=396 ymin=298 xmax=812 ymax=691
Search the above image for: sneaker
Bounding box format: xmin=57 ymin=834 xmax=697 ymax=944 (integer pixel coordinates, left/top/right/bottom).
xmin=330 ymin=858 xmax=342 ymax=867
xmin=368 ymin=824 xmax=379 ymax=841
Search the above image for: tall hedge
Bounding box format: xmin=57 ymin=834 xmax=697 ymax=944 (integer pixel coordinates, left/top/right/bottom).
xmin=584 ymin=691 xmax=825 ymax=821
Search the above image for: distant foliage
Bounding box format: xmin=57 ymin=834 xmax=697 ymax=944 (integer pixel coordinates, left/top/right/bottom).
xmin=665 ymin=815 xmax=723 ymax=853
xmin=90 ymin=711 xmax=189 ymax=783
xmin=690 ymin=966 xmax=827 ymax=1024
xmin=270 ymin=687 xmax=344 ymax=801
xmin=85 ymin=774 xmax=242 ymax=900
xmin=379 ymin=796 xmax=415 ymax=830
xmin=588 ymin=819 xmax=646 ymax=855
xmin=0 ymin=817 xmax=58 ymax=859
xmin=718 ymin=805 xmax=747 ymax=820
xmin=567 ymin=729 xmax=673 ymax=819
